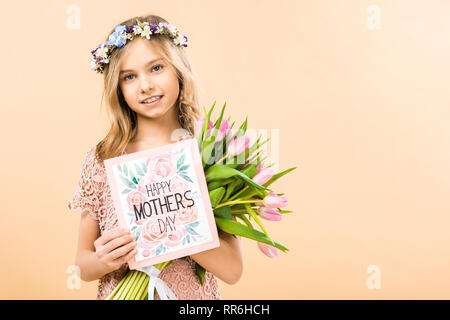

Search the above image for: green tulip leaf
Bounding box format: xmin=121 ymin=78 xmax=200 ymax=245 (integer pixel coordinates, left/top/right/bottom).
xmin=205 ymin=164 xmax=269 ymax=191
xmin=213 ymin=206 xmax=232 ymax=220
xmin=195 ymin=263 xmax=206 ymax=286
xmin=263 ymin=166 xmax=297 ymax=187
xmin=209 ymin=187 xmax=226 ymax=208
xmin=215 ymin=217 xmax=288 ymax=252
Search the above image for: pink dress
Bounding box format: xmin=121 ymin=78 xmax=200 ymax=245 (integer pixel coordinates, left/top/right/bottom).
xmin=67 ymin=138 xmax=221 ymax=300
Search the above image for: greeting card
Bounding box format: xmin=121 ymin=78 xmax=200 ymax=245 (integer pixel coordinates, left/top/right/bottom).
xmin=104 ymin=138 xmax=220 ymax=269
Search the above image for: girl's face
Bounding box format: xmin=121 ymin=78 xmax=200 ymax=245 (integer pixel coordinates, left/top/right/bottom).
xmin=118 ymin=37 xmax=180 ymax=120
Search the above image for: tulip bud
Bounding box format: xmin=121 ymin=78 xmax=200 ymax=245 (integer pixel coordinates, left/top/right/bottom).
xmin=256 ymin=162 xmax=264 ymax=173
xmin=257 ymin=242 xmax=279 ymax=258
xmin=227 ymin=135 xmax=250 ymax=156
xmin=252 ymin=167 xmax=275 ymax=185
xmin=263 ymin=192 xmax=288 ymax=208
xmin=205 ymin=121 xmax=215 ymax=138
xmin=195 ymin=116 xmax=205 ymax=136
xmin=258 ymin=207 xmax=282 ymax=221
xmin=216 ymin=119 xmax=231 ymax=142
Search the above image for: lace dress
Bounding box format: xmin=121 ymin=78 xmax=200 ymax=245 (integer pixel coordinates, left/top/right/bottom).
xmin=67 ymin=138 xmax=221 ymax=300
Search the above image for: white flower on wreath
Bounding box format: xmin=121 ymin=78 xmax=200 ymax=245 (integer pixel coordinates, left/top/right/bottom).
xmin=163 ymin=24 xmax=177 ymax=36
xmin=133 ymin=25 xmax=143 ymax=36
xmin=158 ymin=22 xmax=167 ymax=34
xmin=95 ymin=44 xmax=108 ymax=59
xmin=173 ymin=34 xmax=187 ymax=46
xmin=141 ymin=25 xmax=152 ymax=39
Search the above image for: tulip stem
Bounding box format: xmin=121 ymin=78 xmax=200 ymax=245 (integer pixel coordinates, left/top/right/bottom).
xmin=106 ymin=275 xmax=125 ymax=299
xmin=231 ymin=209 xmax=253 ymax=214
xmin=228 ymin=186 xmax=249 ymax=202
xmin=214 ymin=199 xmax=263 ymax=209
xmin=217 ymin=153 xmax=229 ymax=164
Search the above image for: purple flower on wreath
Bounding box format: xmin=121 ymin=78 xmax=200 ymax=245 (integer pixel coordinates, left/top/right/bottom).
xmin=150 ymin=24 xmax=158 ymax=33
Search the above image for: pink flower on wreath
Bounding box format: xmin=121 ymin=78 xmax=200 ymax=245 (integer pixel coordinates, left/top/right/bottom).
xmin=170 ymin=175 xmax=189 ymax=193
xmin=175 ymin=199 xmax=198 ymax=224
xmin=152 ymin=152 xmax=177 ymax=178
xmin=126 ymin=191 xmax=147 ymax=212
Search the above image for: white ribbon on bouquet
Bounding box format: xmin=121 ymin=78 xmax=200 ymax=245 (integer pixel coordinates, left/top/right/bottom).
xmin=137 ymin=265 xmax=178 ymax=300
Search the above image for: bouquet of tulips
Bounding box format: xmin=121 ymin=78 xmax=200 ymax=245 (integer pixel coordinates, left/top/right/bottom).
xmin=106 ymin=101 xmax=296 ymax=300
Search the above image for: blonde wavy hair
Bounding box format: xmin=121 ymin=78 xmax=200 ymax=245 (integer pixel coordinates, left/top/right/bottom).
xmin=95 ymin=14 xmax=202 ymax=162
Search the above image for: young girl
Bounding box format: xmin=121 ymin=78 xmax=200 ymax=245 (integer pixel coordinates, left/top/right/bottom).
xmin=67 ymin=14 xmax=243 ymax=300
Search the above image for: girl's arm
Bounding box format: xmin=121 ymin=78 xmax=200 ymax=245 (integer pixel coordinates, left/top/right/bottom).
xmin=190 ymin=217 xmax=244 ymax=285
xmin=75 ymin=211 xmax=111 ymax=281
xmin=75 ymin=211 xmax=137 ymax=281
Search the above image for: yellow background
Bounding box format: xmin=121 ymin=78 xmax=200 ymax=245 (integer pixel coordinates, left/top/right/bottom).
xmin=1 ymin=0 xmax=449 ymax=299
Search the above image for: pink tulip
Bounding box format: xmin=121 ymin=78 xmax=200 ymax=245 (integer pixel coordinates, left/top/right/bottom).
xmin=257 ymin=242 xmax=279 ymax=258
xmin=227 ymin=135 xmax=250 ymax=156
xmin=252 ymin=167 xmax=275 ymax=185
xmin=216 ymin=119 xmax=231 ymax=141
xmin=256 ymin=162 xmax=264 ymax=172
xmin=258 ymin=207 xmax=282 ymax=221
xmin=196 ymin=116 xmax=215 ymax=137
xmin=243 ymin=160 xmax=263 ymax=171
xmin=205 ymin=121 xmax=216 ymax=138
xmin=195 ymin=116 xmax=205 ymax=135
xmin=263 ymin=192 xmax=288 ymax=208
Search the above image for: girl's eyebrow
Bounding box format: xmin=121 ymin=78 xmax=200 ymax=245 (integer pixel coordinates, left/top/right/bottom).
xmin=120 ymin=58 xmax=164 ymax=74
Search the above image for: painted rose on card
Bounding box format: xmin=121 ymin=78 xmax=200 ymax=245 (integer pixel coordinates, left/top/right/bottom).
xmin=164 ymin=221 xmax=188 ymax=248
xmin=136 ymin=174 xmax=158 ymax=195
xmin=176 ymin=199 xmax=199 ymax=224
xmin=127 ymin=190 xmax=147 ymax=212
xmin=149 ymin=152 xmax=177 ymax=179
xmin=170 ymin=175 xmax=189 ymax=193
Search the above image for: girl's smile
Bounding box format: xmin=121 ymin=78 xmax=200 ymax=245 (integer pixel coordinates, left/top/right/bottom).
xmin=141 ymin=95 xmax=164 ymax=107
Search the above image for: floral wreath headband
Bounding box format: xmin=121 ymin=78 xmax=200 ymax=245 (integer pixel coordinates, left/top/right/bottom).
xmin=90 ymin=19 xmax=188 ymax=74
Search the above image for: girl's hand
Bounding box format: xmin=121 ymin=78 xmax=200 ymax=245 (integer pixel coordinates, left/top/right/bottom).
xmin=93 ymin=228 xmax=138 ymax=274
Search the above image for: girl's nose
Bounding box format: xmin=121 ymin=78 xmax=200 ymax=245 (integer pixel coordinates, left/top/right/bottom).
xmin=139 ymin=75 xmax=154 ymax=92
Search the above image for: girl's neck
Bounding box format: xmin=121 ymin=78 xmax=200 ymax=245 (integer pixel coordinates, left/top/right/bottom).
xmin=127 ymin=111 xmax=186 ymax=153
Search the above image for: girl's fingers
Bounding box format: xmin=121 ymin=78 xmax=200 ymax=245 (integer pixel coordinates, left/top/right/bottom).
xmin=106 ymin=240 xmax=138 ymax=262
xmin=102 ymin=234 xmax=135 ymax=255
xmin=113 ymin=246 xmax=138 ymax=265
xmin=95 ymin=228 xmax=130 ymax=247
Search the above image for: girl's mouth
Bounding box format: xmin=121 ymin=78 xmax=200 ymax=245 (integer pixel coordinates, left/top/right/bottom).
xmin=141 ymin=95 xmax=163 ymax=107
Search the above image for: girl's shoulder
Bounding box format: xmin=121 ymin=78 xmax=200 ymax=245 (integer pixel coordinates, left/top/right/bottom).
xmin=85 ymin=145 xmax=98 ymax=162
xmin=82 ymin=145 xmax=104 ymax=170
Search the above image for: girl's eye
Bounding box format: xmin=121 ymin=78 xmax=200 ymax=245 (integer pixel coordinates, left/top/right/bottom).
xmin=122 ymin=65 xmax=163 ymax=81
xmin=152 ymin=64 xmax=163 ymax=72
